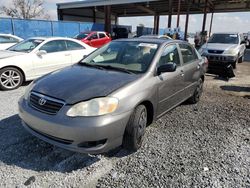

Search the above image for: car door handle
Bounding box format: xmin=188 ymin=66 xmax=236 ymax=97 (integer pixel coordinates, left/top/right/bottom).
xmin=64 ymin=53 xmax=71 ymax=56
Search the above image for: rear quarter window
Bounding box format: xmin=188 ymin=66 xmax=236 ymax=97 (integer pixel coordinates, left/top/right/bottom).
xmin=179 ymin=43 xmax=198 ymax=64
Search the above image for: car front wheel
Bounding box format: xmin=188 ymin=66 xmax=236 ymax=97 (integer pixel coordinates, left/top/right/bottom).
xmin=123 ymin=105 xmax=147 ymax=152
xmin=0 ymin=67 xmax=23 ymax=90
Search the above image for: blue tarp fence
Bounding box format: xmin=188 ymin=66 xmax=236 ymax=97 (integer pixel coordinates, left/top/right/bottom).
xmin=0 ymin=17 xmax=131 ymax=39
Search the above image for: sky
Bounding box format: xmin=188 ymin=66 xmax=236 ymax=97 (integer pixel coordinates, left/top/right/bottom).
xmin=1 ymin=0 xmax=250 ymax=34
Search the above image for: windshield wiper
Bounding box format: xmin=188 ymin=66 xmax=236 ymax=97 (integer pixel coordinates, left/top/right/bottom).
xmin=79 ymin=62 xmax=106 ymax=70
xmin=99 ymin=65 xmax=135 ymax=74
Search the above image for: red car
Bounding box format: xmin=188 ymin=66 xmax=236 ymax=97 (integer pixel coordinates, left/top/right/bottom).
xmin=75 ymin=31 xmax=111 ymax=48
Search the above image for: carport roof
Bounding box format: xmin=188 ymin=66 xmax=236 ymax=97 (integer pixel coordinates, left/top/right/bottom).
xmin=57 ymin=0 xmax=250 ymax=16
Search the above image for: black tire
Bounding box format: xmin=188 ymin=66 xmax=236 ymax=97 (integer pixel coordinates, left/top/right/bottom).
xmin=0 ymin=67 xmax=23 ymax=90
xmin=187 ymin=78 xmax=204 ymax=104
xmin=232 ymin=56 xmax=239 ymax=69
xmin=238 ymin=55 xmax=244 ymax=63
xmin=123 ymin=105 xmax=147 ymax=152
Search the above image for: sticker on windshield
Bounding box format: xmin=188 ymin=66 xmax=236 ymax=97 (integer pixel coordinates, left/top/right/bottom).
xmin=229 ymin=35 xmax=237 ymax=38
xmin=34 ymin=40 xmax=43 ymax=43
xmin=138 ymin=43 xmax=158 ymax=49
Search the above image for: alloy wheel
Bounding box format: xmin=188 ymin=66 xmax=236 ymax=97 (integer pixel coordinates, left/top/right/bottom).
xmin=0 ymin=70 xmax=21 ymax=89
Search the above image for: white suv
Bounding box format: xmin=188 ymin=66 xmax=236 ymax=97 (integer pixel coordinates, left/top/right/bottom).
xmin=199 ymin=33 xmax=246 ymax=70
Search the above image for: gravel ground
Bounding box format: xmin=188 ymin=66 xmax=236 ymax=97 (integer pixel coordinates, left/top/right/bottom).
xmin=0 ymin=64 xmax=249 ymax=187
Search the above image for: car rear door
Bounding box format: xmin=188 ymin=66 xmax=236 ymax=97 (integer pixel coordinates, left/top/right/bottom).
xmin=178 ymin=43 xmax=201 ymax=97
xmin=65 ymin=40 xmax=92 ymax=63
xmin=156 ymin=43 xmax=185 ymax=117
xmin=98 ymin=32 xmax=110 ymax=46
xmin=33 ymin=40 xmax=71 ymax=76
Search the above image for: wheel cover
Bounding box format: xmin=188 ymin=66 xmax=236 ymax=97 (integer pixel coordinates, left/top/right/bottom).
xmin=0 ymin=70 xmax=21 ymax=89
xmin=136 ymin=108 xmax=147 ymax=146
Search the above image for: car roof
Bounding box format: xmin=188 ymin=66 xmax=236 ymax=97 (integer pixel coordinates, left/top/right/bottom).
xmin=140 ymin=34 xmax=171 ymax=38
xmin=212 ymin=32 xmax=239 ymax=35
xmin=114 ymin=38 xmax=184 ymax=45
xmin=28 ymin=37 xmax=76 ymax=41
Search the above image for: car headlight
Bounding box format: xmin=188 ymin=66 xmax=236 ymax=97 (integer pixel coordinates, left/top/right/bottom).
xmin=224 ymin=48 xmax=238 ymax=55
xmin=67 ymin=97 xmax=119 ymax=117
xmin=24 ymin=81 xmax=34 ymax=100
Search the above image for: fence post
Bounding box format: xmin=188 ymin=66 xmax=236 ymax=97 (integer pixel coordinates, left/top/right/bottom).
xmin=51 ymin=21 xmax=54 ymax=36
xmin=11 ymin=18 xmax=15 ymax=35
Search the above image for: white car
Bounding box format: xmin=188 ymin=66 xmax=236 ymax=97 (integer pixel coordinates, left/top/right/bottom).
xmin=0 ymin=37 xmax=96 ymax=90
xmin=0 ymin=34 xmax=23 ymax=50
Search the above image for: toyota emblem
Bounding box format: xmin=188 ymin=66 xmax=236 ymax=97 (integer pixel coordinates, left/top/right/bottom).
xmin=38 ymin=98 xmax=46 ymax=106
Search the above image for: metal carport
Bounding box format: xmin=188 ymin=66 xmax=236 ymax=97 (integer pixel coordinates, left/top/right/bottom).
xmin=57 ymin=0 xmax=250 ymax=39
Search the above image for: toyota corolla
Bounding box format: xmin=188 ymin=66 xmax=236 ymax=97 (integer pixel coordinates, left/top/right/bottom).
xmin=19 ymin=38 xmax=205 ymax=154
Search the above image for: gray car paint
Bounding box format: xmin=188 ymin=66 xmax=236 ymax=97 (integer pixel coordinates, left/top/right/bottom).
xmin=19 ymin=39 xmax=205 ymax=154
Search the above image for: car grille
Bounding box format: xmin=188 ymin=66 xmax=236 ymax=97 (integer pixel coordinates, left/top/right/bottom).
xmin=207 ymin=56 xmax=227 ymax=62
xmin=208 ymin=50 xmax=224 ymax=54
xmin=29 ymin=92 xmax=65 ymax=115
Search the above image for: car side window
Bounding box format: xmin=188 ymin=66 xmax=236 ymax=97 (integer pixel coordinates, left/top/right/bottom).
xmin=40 ymin=40 xmax=67 ymax=53
xmin=158 ymin=44 xmax=181 ymax=67
xmin=179 ymin=43 xmax=198 ymax=64
xmin=66 ymin=40 xmax=85 ymax=50
xmin=90 ymin=33 xmax=98 ymax=40
xmin=99 ymin=33 xmax=106 ymax=38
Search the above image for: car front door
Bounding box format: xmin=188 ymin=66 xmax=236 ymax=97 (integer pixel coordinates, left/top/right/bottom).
xmin=179 ymin=43 xmax=201 ymax=97
xmin=33 ymin=40 xmax=71 ymax=77
xmin=156 ymin=44 xmax=185 ymax=117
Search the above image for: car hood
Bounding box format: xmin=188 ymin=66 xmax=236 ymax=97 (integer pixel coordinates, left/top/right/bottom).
xmin=202 ymin=43 xmax=238 ymax=51
xmin=0 ymin=50 xmax=25 ymax=59
xmin=32 ymin=64 xmax=140 ymax=104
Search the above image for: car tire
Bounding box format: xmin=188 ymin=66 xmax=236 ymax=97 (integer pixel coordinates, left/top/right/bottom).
xmin=0 ymin=67 xmax=23 ymax=90
xmin=232 ymin=56 xmax=239 ymax=69
xmin=238 ymin=55 xmax=244 ymax=63
xmin=123 ymin=105 xmax=147 ymax=152
xmin=187 ymin=78 xmax=204 ymax=104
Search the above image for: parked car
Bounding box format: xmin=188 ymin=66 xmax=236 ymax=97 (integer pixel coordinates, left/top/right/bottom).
xmin=19 ymin=38 xmax=206 ymax=154
xmin=0 ymin=34 xmax=23 ymax=50
xmin=74 ymin=31 xmax=111 ymax=48
xmin=139 ymin=35 xmax=172 ymax=40
xmin=0 ymin=37 xmax=96 ymax=90
xmin=199 ymin=33 xmax=246 ymax=73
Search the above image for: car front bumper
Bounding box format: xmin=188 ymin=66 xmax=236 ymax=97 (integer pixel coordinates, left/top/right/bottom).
xmin=18 ymin=97 xmax=132 ymax=154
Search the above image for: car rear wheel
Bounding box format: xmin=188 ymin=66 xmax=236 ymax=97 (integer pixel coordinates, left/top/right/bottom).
xmin=123 ymin=105 xmax=147 ymax=152
xmin=0 ymin=67 xmax=23 ymax=90
xmin=187 ymin=78 xmax=203 ymax=104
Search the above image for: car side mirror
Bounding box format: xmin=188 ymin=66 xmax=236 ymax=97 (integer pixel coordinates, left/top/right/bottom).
xmin=157 ymin=63 xmax=177 ymax=75
xmin=37 ymin=50 xmax=47 ymax=56
xmin=87 ymin=37 xmax=92 ymax=41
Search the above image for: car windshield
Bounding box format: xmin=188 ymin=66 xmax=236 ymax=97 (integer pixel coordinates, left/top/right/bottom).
xmin=80 ymin=41 xmax=159 ymax=74
xmin=74 ymin=33 xmax=89 ymax=40
xmin=208 ymin=34 xmax=239 ymax=44
xmin=8 ymin=39 xmax=44 ymax=53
